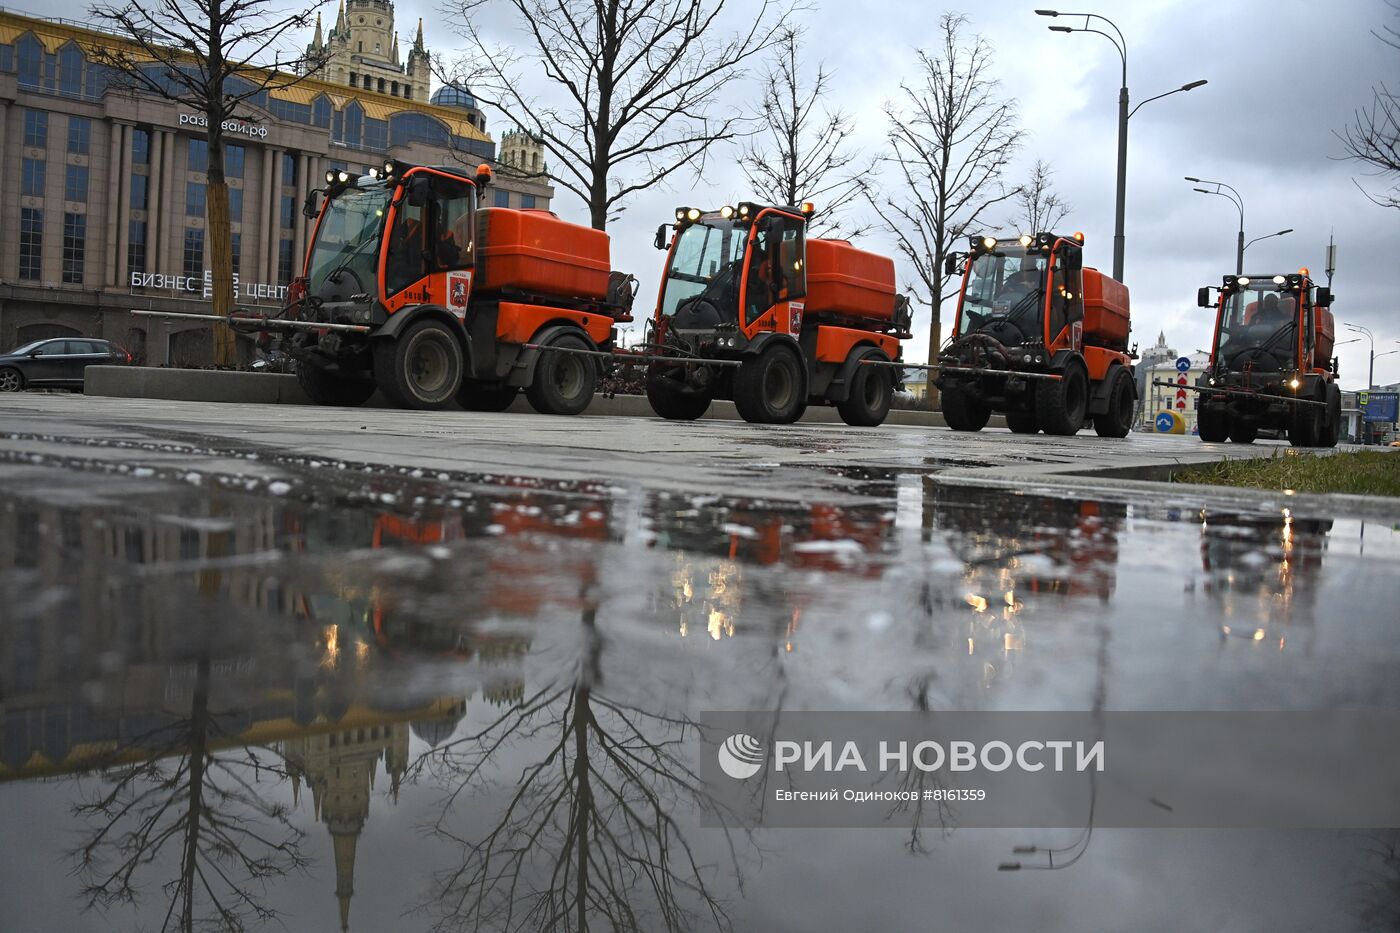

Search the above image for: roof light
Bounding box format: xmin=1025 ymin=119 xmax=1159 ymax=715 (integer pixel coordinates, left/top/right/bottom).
xmin=738 ymin=204 xmax=751 ymax=217
xmin=719 ymin=205 xmax=735 ymax=219
xmin=367 ymin=167 xmax=380 ymax=179
xmin=1273 ymin=275 xmax=1286 ymax=285
xmin=1299 ymin=267 xmax=1309 ymax=276
xmin=325 ymin=169 xmax=337 ymax=185
xmin=383 ymin=158 xmax=396 ymax=176
xmin=1073 ymin=231 xmax=1084 ymax=242
xmin=982 ymin=236 xmax=997 ymax=250
xmin=675 ymin=208 xmax=687 ymax=222
xmin=687 ymin=207 xmax=701 ymax=222
xmin=1237 ymin=276 xmax=1251 ymax=286
xmin=337 ymin=170 xmax=351 ymax=184
xmin=1018 ymin=234 xmax=1034 ymax=247
xmin=800 ymin=201 xmax=816 ymax=215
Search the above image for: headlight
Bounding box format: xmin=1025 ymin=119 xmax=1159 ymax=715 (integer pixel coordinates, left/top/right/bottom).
xmin=1272 ymin=275 xmax=1286 ymax=285
xmin=982 ymin=236 xmax=997 ymax=250
xmin=1289 ymin=378 xmax=1300 ymax=390
xmin=1022 ymin=353 xmax=1032 ymax=363
xmin=687 ymin=207 xmax=701 ymax=222
xmin=1019 ymin=234 xmax=1033 ymax=248
xmin=719 ymin=205 xmax=734 ymax=219
xmin=325 ymin=169 xmax=337 ymax=185
xmin=1237 ymin=276 xmax=1251 ymax=286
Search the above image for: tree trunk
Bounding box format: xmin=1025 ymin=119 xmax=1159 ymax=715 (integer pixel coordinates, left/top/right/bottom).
xmin=206 ymin=141 xmax=236 ymax=367
xmin=926 ymin=296 xmax=942 ymax=411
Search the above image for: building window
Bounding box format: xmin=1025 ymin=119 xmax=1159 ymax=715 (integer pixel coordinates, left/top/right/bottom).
xmin=183 ymin=228 xmax=204 ymax=282
xmin=231 ymin=232 xmax=242 ymax=277
xmin=278 ymin=238 xmax=295 ymax=284
xmin=342 ymin=102 xmax=364 ymax=148
xmin=377 ymin=78 xmax=386 ymax=93
xmin=349 ymin=72 xmax=357 ymax=88
xmin=62 ymin=213 xmax=86 ymax=283
xmin=186 ymin=182 xmax=206 ymax=217
xmin=17 ymin=35 xmax=42 ymax=87
xmin=65 ymin=164 xmax=89 ymax=202
xmin=282 ymin=152 xmax=297 ymax=185
xmin=226 ymin=144 xmax=245 ymax=179
xmin=280 ymin=195 xmax=295 ymax=230
xmin=128 ymin=220 xmax=147 ymax=274
xmin=313 ymin=96 xmax=332 ymax=128
xmin=494 ymin=190 xmax=510 ymax=208
xmin=188 ymin=138 xmax=208 ymax=173
xmin=58 ymin=43 xmax=84 ymax=97
xmin=132 ymin=128 xmax=151 ymax=164
xmin=22 ymin=158 xmax=46 ymax=197
xmin=365 ymin=118 xmax=388 ymax=150
xmin=520 ymin=195 xmax=537 ymax=209
xmin=20 ymin=208 xmax=43 ymax=280
xmin=228 ymin=187 xmax=243 ymax=219
xmin=23 ymin=110 xmax=48 ymax=148
xmin=391 ymin=81 xmax=399 ymax=96
xmin=66 ymin=117 xmax=91 ymax=155
xmin=130 ymin=174 xmax=149 ymax=211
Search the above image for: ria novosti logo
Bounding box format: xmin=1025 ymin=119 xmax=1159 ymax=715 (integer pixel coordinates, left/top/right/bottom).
xmin=717 ymin=733 xmax=766 ymax=779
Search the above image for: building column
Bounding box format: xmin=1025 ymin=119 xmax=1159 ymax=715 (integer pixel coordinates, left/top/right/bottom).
xmin=293 ymin=152 xmax=310 ymax=275
xmin=146 ymin=131 xmax=164 ymax=272
xmin=155 ymin=131 xmax=178 ymax=271
xmin=114 ymin=125 xmax=134 ymax=286
xmin=104 ymin=125 xmax=122 ymax=286
xmin=266 ymin=148 xmax=285 ymax=283
xmin=258 ymin=147 xmax=274 ymax=284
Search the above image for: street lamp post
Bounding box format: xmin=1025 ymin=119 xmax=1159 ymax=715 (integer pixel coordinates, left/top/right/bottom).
xmin=1345 ymin=323 xmax=1376 ymax=444
xmin=1185 ymin=177 xmax=1246 ymax=274
xmin=1037 ymin=10 xmax=1206 ymax=282
xmin=1244 ymin=228 xmax=1293 ymax=253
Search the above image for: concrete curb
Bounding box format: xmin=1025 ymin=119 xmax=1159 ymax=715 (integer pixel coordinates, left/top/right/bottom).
xmin=83 ymin=366 xmax=985 ymax=428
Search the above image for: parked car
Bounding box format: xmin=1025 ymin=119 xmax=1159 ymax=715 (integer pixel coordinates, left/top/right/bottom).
xmin=0 ymin=337 xmax=132 ymax=392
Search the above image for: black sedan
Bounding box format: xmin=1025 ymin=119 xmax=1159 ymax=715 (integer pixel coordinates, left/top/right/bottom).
xmin=0 ymin=337 xmax=132 ymax=392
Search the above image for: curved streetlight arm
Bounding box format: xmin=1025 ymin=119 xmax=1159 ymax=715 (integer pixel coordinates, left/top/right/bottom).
xmin=1129 ymin=80 xmax=1207 ymax=118
xmin=1193 ymin=187 xmax=1244 ymax=227
xmin=1243 ymin=228 xmax=1293 ymax=251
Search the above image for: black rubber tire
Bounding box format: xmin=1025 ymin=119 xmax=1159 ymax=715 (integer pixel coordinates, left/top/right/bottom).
xmin=1198 ymin=404 xmax=1230 ymax=442
xmin=941 ymin=384 xmax=990 ymax=432
xmin=296 ymin=363 xmax=376 ymax=407
xmin=836 ymin=353 xmax=894 ymax=427
xmin=1288 ymin=384 xmax=1324 ymax=448
xmin=0 ymin=367 xmax=24 ymax=393
xmin=1321 ymin=383 xmax=1341 ymax=448
xmin=646 ymin=368 xmax=711 ymax=420
xmin=733 ymin=343 xmax=806 ymax=424
xmin=1036 ymin=364 xmax=1089 ymax=436
xmin=1006 ymin=412 xmax=1039 ymax=434
xmin=525 ymin=333 xmax=596 ymax=416
xmin=373 ymin=318 xmax=464 ymax=410
xmin=1228 ymin=423 xmax=1258 ymax=444
xmin=1092 ymin=367 xmax=1136 ymax=438
xmin=457 ymin=382 xmax=519 ymax=412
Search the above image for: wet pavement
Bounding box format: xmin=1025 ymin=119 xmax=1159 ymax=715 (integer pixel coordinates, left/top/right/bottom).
xmin=2 ymin=395 xmax=1400 ymax=932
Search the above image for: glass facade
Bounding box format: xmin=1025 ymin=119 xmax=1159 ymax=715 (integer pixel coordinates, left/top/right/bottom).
xmin=278 ymin=238 xmax=295 ymax=285
xmin=231 ymin=232 xmax=242 ymax=276
xmin=226 ymin=144 xmax=246 ymax=179
xmin=127 ymin=220 xmax=147 ymax=275
xmin=64 ymin=164 xmax=88 ymax=202
xmin=182 ymin=228 xmax=204 ymax=282
xmin=22 ymin=158 xmax=46 ymax=197
xmin=282 ymin=152 xmax=296 ymax=184
xmin=132 ymin=128 xmax=150 ymax=164
xmin=187 ymin=138 xmax=208 ymax=173
xmin=66 ymin=117 xmax=90 ymax=155
xmin=280 ymin=195 xmax=295 ymax=230
xmin=521 ymin=195 xmax=536 ymax=209
xmin=494 ymin=190 xmax=511 ymax=207
xmin=229 ymin=187 xmax=243 ymax=220
xmin=186 ymin=182 xmax=206 ymax=217
xmin=23 ymin=110 xmax=47 ymax=148
xmin=130 ymin=174 xmax=148 ymax=211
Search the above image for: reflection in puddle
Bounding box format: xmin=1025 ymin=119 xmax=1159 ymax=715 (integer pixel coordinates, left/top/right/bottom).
xmin=1 ymin=462 xmax=1398 ymax=931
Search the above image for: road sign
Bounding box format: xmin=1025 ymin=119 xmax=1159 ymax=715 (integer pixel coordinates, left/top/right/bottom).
xmin=1359 ymin=390 xmax=1370 ymax=407
xmin=1156 ymin=411 xmax=1185 ymax=433
xmin=1363 ymin=392 xmax=1399 ymax=423
xmin=1177 ymin=374 xmax=1188 ymax=385
xmin=1176 ymin=356 xmax=1192 ymax=373
xmin=1176 ymin=398 xmax=1186 ymax=410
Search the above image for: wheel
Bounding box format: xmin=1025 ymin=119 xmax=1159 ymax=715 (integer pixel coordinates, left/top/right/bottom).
xmin=1321 ymin=383 xmax=1341 ymax=448
xmin=1198 ymin=403 xmax=1230 ymax=442
xmin=836 ymin=353 xmax=894 ymax=426
xmin=373 ymin=318 xmax=464 ymax=410
xmin=525 ymin=333 xmax=596 ymax=416
xmin=0 ymin=368 xmax=23 ymax=393
xmin=1228 ymin=424 xmax=1257 ymax=444
xmin=296 ymin=363 xmax=375 ymax=407
xmin=1288 ymin=384 xmax=1324 ymax=448
xmin=457 ymin=382 xmax=519 ymax=412
xmin=1092 ymin=367 xmax=1135 ymax=438
xmin=940 ymin=383 xmax=990 ymax=432
xmin=1006 ymin=412 xmax=1039 ymax=434
xmin=646 ymin=366 xmax=711 ymax=420
xmin=733 ymin=343 xmax=806 ymax=424
xmin=1036 ymin=363 xmax=1089 ymax=436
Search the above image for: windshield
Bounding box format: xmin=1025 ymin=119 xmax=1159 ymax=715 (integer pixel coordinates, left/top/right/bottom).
xmin=307 ymin=185 xmax=393 ymax=295
xmin=6 ymin=339 xmax=48 ymax=356
xmin=1215 ymin=281 xmax=1299 ymax=372
xmin=959 ymin=250 xmax=1048 ymax=339
xmin=659 ymin=220 xmax=746 ymax=318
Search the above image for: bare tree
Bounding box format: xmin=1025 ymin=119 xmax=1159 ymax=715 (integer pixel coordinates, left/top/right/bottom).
xmin=89 ymin=0 xmax=327 ymax=364
xmin=441 ymin=0 xmax=796 ymax=230
xmin=1013 ymin=159 xmax=1071 ymax=235
xmin=870 ymin=14 xmax=1023 ymax=406
xmin=1338 ymin=0 xmax=1400 ymax=209
xmin=739 ymin=30 xmax=874 ymax=237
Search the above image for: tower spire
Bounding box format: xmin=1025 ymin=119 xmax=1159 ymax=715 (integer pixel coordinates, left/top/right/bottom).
xmin=311 ymin=11 xmax=323 ymax=48
xmin=414 ymin=16 xmax=425 ymax=51
xmin=334 ymin=0 xmax=346 ymax=36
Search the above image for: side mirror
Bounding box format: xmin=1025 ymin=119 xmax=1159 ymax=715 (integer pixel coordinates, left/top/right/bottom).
xmin=1315 ymin=286 xmax=1333 ymax=307
xmin=1197 ymin=286 xmax=1214 ymax=308
xmin=28 ymin=350 xmax=42 ymax=358
xmin=302 ymin=190 xmax=321 ymax=219
xmin=406 ymin=175 xmax=431 ymax=207
xmin=943 ymin=253 xmax=961 ymax=277
xmin=1061 ymin=249 xmax=1083 ymax=272
xmin=654 ymin=224 xmax=672 ymax=250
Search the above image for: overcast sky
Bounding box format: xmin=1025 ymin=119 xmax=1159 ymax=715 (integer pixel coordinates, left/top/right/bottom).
xmin=37 ymin=0 xmax=1400 ymax=384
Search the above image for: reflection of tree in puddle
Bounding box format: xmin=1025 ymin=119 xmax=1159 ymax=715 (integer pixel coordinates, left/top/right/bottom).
xmin=1199 ymin=509 xmax=1331 ymax=651
xmin=420 ymin=607 xmax=740 ymax=933
xmin=1351 ymin=830 xmax=1400 ymax=931
xmin=926 ymin=482 xmax=1124 ymax=687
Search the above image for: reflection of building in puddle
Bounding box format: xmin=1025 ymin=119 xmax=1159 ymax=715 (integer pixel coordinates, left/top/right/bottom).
xmin=1200 ymin=509 xmax=1331 ymax=651
xmin=928 ymin=483 xmax=1125 ymax=686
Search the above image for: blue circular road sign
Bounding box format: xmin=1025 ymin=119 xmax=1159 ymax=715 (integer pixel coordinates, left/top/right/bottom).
xmin=1176 ymin=356 xmax=1192 ymax=373
xmin=1156 ymin=412 xmax=1175 ymax=432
